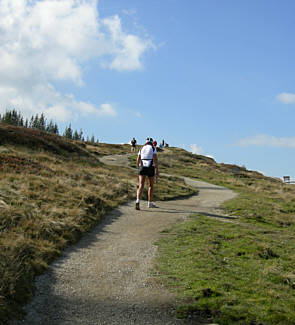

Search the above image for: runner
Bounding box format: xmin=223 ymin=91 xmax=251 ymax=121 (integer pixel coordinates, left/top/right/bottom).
xmin=135 ymin=137 xmax=159 ymax=210
xmin=130 ymin=137 xmax=137 ymax=152
xmin=153 ymin=139 xmax=157 ymax=148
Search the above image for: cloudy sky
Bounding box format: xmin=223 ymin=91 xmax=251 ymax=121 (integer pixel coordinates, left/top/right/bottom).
xmin=1 ymin=0 xmax=295 ymax=179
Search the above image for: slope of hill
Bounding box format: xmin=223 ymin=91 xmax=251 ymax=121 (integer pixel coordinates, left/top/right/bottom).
xmin=0 ymin=124 xmax=93 ymax=157
xmin=0 ymin=124 xmax=194 ymax=324
xmin=2 ymin=123 xmax=295 ymax=324
xmin=152 ymin=148 xmax=295 ymax=324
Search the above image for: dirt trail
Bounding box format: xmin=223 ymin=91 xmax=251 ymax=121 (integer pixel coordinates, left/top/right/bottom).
xmin=11 ymin=154 xmax=236 ymax=325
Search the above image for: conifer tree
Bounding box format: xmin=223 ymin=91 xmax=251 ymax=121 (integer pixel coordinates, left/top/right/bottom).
xmin=78 ymin=129 xmax=83 ymax=141
xmin=63 ymin=124 xmax=73 ymax=139
xmin=53 ymin=123 xmax=59 ymax=134
xmin=0 ymin=109 xmax=100 ymax=144
xmin=32 ymin=114 xmax=39 ymax=129
xmin=39 ymin=113 xmax=46 ymax=130
xmin=73 ymin=130 xmax=79 ymax=140
xmin=29 ymin=116 xmax=34 ymax=128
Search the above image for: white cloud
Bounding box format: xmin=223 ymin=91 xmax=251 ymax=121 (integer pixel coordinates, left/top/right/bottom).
xmin=122 ymin=9 xmax=137 ymax=16
xmin=0 ymin=0 xmax=154 ymax=121
xmin=276 ymin=92 xmax=295 ymax=104
xmin=190 ymin=144 xmax=204 ymax=155
xmin=103 ymin=15 xmax=154 ymax=71
xmin=236 ymin=135 xmax=295 ymax=148
xmin=97 ymin=103 xmax=117 ymax=117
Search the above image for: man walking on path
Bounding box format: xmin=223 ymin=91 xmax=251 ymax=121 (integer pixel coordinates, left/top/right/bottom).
xmin=136 ymin=137 xmax=159 ymax=210
xmin=130 ymin=137 xmax=137 ymax=152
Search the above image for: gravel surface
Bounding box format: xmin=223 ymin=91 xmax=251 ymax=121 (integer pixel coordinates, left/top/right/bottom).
xmin=10 ymin=154 xmax=236 ymax=325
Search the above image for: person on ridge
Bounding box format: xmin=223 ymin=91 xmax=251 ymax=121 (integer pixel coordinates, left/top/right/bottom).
xmin=135 ymin=137 xmax=159 ymax=210
xmin=153 ymin=139 xmax=157 ymax=148
xmin=130 ymin=137 xmax=137 ymax=152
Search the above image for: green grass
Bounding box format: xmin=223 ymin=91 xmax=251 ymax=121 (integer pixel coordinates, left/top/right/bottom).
xmin=156 ymin=214 xmax=295 ymax=324
xmin=152 ymin=147 xmax=295 ymax=324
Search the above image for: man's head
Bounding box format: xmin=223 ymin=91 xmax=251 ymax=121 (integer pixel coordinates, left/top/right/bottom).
xmin=146 ymin=137 xmax=153 ymax=144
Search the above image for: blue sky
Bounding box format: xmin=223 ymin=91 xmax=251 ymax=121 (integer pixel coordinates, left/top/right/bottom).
xmin=1 ymin=0 xmax=295 ymax=179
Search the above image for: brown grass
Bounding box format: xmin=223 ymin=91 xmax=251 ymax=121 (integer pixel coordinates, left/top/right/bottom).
xmin=0 ymin=124 xmax=195 ymax=323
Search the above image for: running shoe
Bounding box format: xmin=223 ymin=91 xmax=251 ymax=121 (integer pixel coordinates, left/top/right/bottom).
xmin=148 ymin=202 xmax=157 ymax=208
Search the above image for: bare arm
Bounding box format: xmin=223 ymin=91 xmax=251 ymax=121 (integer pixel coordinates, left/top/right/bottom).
xmin=153 ymin=154 xmax=159 ymax=176
xmin=136 ymin=154 xmax=141 ymax=168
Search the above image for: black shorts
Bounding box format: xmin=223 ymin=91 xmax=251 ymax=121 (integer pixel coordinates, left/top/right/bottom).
xmin=138 ymin=166 xmax=155 ymax=177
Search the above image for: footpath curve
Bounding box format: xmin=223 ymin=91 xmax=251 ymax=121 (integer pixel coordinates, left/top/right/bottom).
xmin=11 ymin=154 xmax=236 ymax=325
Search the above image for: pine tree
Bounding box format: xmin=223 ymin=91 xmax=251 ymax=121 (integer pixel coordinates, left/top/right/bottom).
xmin=32 ymin=114 xmax=39 ymax=129
xmin=73 ymin=130 xmax=79 ymax=140
xmin=29 ymin=116 xmax=34 ymax=128
xmin=1 ymin=110 xmax=17 ymax=125
xmin=53 ymin=123 xmax=59 ymax=134
xmin=63 ymin=124 xmax=73 ymax=139
xmin=11 ymin=109 xmax=18 ymax=126
xmin=46 ymin=120 xmax=55 ymax=133
xmin=78 ymin=129 xmax=83 ymax=141
xmin=39 ymin=113 xmax=46 ymax=130
xmin=2 ymin=110 xmax=11 ymax=124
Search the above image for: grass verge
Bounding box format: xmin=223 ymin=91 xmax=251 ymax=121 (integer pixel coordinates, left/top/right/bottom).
xmin=155 ymin=214 xmax=295 ymax=324
xmin=154 ymin=147 xmax=295 ymax=324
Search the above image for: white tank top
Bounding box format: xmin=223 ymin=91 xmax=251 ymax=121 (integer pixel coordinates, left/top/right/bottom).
xmin=138 ymin=145 xmax=157 ymax=167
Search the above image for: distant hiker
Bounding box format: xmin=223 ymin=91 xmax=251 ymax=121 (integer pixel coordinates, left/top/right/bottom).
xmin=161 ymin=139 xmax=165 ymax=147
xmin=135 ymin=137 xmax=159 ymax=210
xmin=131 ymin=137 xmax=137 ymax=152
xmin=153 ymin=139 xmax=157 ymax=148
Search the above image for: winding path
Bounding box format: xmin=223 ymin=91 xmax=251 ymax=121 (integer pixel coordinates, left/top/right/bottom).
xmin=11 ymin=154 xmax=236 ymax=325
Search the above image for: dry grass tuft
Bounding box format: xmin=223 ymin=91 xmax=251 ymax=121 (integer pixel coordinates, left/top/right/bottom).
xmin=0 ymin=127 xmax=195 ymax=323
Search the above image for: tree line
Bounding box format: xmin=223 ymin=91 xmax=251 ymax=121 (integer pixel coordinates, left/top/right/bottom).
xmin=0 ymin=109 xmax=98 ymax=143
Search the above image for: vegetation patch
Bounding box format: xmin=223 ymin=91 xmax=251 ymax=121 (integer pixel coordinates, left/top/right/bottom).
xmin=0 ymin=125 xmax=195 ymax=324
xmin=86 ymin=142 xmax=138 ymax=156
xmin=153 ymin=147 xmax=295 ymax=324
xmin=155 ymin=214 xmax=295 ymax=324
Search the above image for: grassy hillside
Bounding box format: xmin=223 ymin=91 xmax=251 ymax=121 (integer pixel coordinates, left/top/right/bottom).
xmin=3 ymin=123 xmax=295 ymax=324
xmin=0 ymin=124 xmax=195 ymax=324
xmin=153 ymin=148 xmax=295 ymax=324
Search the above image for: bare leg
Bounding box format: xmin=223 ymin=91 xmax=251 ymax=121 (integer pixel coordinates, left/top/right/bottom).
xmin=137 ymin=175 xmax=146 ymax=200
xmin=148 ymin=176 xmax=154 ymax=202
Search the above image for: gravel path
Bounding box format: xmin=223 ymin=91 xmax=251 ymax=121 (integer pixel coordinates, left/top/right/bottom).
xmin=11 ymin=154 xmax=236 ymax=325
